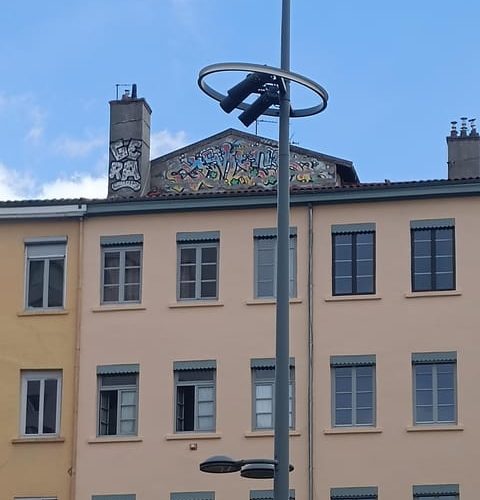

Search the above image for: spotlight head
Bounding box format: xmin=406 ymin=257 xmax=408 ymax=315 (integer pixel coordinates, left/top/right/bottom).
xmin=220 ymin=73 xmax=274 ymax=113
xmin=240 ymin=462 xmax=275 ymax=479
xmin=239 ymin=89 xmax=279 ymax=127
xmin=199 ymin=455 xmax=242 ymax=474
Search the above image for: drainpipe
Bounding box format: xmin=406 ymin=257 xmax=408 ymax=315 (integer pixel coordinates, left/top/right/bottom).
xmin=307 ymin=203 xmax=314 ymax=500
xmin=70 ymin=215 xmax=84 ymax=500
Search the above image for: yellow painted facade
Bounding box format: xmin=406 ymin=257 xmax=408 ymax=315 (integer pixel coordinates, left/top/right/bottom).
xmin=0 ymin=215 xmax=82 ymax=500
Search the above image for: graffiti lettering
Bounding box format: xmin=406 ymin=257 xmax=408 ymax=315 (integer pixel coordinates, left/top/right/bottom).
xmin=109 ymin=139 xmax=142 ymax=192
xmin=156 ymin=138 xmax=334 ymax=194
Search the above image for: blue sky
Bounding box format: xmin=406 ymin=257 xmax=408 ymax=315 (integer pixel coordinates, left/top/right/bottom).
xmin=0 ymin=0 xmax=478 ymax=200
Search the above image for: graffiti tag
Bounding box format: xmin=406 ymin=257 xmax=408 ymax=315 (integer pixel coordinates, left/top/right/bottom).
xmin=109 ymin=139 xmax=142 ymax=192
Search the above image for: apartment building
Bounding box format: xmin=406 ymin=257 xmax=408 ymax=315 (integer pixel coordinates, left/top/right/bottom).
xmin=0 ymin=202 xmax=85 ymax=500
xmin=73 ymin=92 xmax=480 ymax=499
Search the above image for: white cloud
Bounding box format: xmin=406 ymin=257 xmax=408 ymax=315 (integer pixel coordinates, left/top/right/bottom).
xmin=24 ymin=106 xmax=46 ymax=145
xmin=150 ymin=130 xmax=188 ymax=158
xmin=38 ymin=174 xmax=108 ymax=199
xmin=54 ymin=136 xmax=105 ymax=158
xmin=0 ymin=162 xmax=35 ymax=201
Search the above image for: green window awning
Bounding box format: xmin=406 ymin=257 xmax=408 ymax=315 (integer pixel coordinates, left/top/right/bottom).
xmin=97 ymin=364 xmax=140 ymax=375
xmin=100 ymin=234 xmax=143 ymax=246
xmin=330 ymin=355 xmax=376 ymax=367
xmin=331 ymin=223 xmax=375 ymax=234
xmin=173 ymin=360 xmax=216 ymax=371
xmin=412 ymin=352 xmax=457 ymax=365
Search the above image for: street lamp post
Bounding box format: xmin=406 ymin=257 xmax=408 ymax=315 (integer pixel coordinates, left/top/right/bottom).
xmin=197 ymin=1 xmax=328 ymax=499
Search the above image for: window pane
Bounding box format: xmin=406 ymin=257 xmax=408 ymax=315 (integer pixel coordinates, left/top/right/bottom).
xmin=438 ymin=388 xmax=455 ymax=405
xmin=104 ymin=268 xmax=119 ymax=285
xmin=256 ymin=400 xmax=273 ymax=414
xmin=198 ymin=386 xmax=214 ymax=402
xmin=124 ymin=284 xmax=140 ymax=301
xmin=198 ymin=401 xmax=214 ymax=417
xmin=414 ymin=256 xmax=431 ymax=273
xmin=356 ymin=243 xmax=373 ymax=260
xmin=28 ymin=260 xmax=45 ymax=308
xmin=258 ymin=281 xmax=274 ymax=297
xmin=48 ymin=259 xmax=64 ymax=307
xmin=257 ymin=247 xmax=275 ymax=266
xmin=413 ymin=274 xmax=431 ymax=291
xmin=257 ymin=414 xmax=273 ymax=428
xmin=436 ymin=272 xmax=454 ymax=290
xmin=180 ymin=264 xmax=196 ymax=281
xmin=119 ymin=419 xmax=135 ymax=434
xmin=201 ymin=246 xmax=217 ymax=263
xmin=416 ymin=405 xmax=433 ymax=423
xmin=125 ymin=268 xmax=140 ymax=284
xmin=181 ymin=248 xmax=196 ymax=264
xmin=356 ymin=392 xmax=373 ymax=408
xmin=198 ymin=415 xmax=214 ymax=431
xmin=356 ymin=408 xmax=373 ymax=425
xmin=335 ymin=409 xmax=352 ymax=425
xmin=416 ymin=389 xmax=433 ymax=405
xmin=356 ymin=276 xmax=374 ymax=294
xmin=256 ymin=385 xmax=273 ymax=399
xmin=334 ymin=243 xmax=352 ymax=261
xmin=356 ymin=260 xmax=373 ymax=277
xmin=201 ymin=281 xmax=217 ymax=298
xmin=438 ymin=405 xmax=455 ymax=422
xmin=201 ymin=263 xmax=217 ymax=281
xmin=103 ymin=285 xmax=119 ymax=302
xmin=25 ymin=380 xmax=40 ymax=434
xmin=180 ymin=282 xmax=195 ymax=299
xmin=258 ymin=263 xmax=275 ymax=281
xmin=125 ymin=250 xmax=141 ymax=266
xmin=334 ymin=277 xmax=353 ymax=295
xmin=42 ymin=379 xmax=58 ymax=434
xmin=104 ymin=251 xmax=120 ymax=268
xmin=335 ymin=392 xmax=352 ymax=409
xmin=335 ymin=261 xmax=352 ymax=278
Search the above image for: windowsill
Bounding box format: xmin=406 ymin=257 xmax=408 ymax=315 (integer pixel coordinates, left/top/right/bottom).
xmin=12 ymin=436 xmax=65 ymax=444
xmin=88 ymin=436 xmax=143 ymax=443
xmin=245 ymin=298 xmax=303 ymax=305
xmin=17 ymin=309 xmax=69 ymax=317
xmin=244 ymin=430 xmax=301 ymax=438
xmin=404 ymin=290 xmax=462 ymax=298
xmin=406 ymin=424 xmax=464 ymax=432
xmin=324 ymin=295 xmax=381 ymax=302
xmin=168 ymin=301 xmax=224 ymax=309
xmin=165 ymin=432 xmax=222 ymax=440
xmin=323 ymin=427 xmax=383 ymax=435
xmin=92 ymin=304 xmax=146 ymax=312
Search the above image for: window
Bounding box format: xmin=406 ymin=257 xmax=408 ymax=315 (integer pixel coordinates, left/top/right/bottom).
xmin=331 ymin=355 xmax=376 ymax=427
xmin=412 ymin=352 xmax=457 ymax=425
xmin=411 ymin=219 xmax=455 ymax=292
xmin=332 ymin=224 xmax=375 ymax=295
xmin=25 ymin=237 xmax=66 ymax=309
xmin=330 ymin=487 xmax=378 ymax=500
xmin=97 ymin=364 xmax=139 ymax=436
xmin=101 ymin=235 xmax=143 ymax=303
xmin=92 ymin=496 xmax=136 ymax=500
xmin=174 ymin=360 xmax=216 ymax=432
xmin=251 ymin=358 xmax=295 ymax=430
xmin=250 ymin=490 xmax=295 ymax=500
xmin=15 ymin=498 xmax=57 ymax=500
xmin=171 ymin=492 xmax=215 ymax=500
xmin=253 ymin=228 xmax=297 ymax=298
xmin=20 ymin=371 xmax=62 ymax=436
xmin=177 ymin=232 xmax=219 ymax=300
xmin=413 ymin=484 xmax=459 ymax=499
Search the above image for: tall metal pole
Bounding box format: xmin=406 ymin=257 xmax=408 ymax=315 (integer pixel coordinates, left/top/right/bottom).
xmin=274 ymin=1 xmax=291 ymax=500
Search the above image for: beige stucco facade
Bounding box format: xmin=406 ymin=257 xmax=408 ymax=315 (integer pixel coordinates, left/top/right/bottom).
xmin=0 ymin=215 xmax=82 ymax=500
xmin=74 ymin=193 xmax=480 ymax=498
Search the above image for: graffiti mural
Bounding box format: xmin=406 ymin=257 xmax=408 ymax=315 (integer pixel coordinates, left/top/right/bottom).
xmin=109 ymin=139 xmax=142 ymax=192
xmin=152 ymin=137 xmax=335 ymax=194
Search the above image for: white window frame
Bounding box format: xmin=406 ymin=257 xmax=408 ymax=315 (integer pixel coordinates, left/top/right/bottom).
xmin=253 ymin=229 xmax=297 ymax=299
xmin=24 ymin=240 xmax=67 ymax=310
xmin=177 ymin=242 xmax=219 ymax=301
xmin=101 ymin=245 xmax=143 ymax=304
xmin=97 ymin=373 xmax=139 ymax=436
xmin=251 ymin=366 xmax=295 ymax=430
xmin=331 ymin=363 xmax=376 ymax=427
xmin=20 ymin=371 xmax=62 ymax=437
xmin=174 ymin=369 xmax=216 ymax=432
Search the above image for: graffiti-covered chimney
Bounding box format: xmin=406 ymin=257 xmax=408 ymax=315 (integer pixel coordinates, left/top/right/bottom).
xmin=447 ymin=117 xmax=480 ymax=179
xmin=108 ymin=84 xmax=152 ymax=198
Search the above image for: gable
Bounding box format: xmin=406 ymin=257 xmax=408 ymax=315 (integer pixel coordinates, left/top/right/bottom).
xmin=150 ymin=131 xmax=338 ymax=195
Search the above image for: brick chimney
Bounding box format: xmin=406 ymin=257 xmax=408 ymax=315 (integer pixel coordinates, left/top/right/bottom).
xmin=447 ymin=117 xmax=480 ymax=179
xmin=108 ymin=84 xmax=152 ymax=198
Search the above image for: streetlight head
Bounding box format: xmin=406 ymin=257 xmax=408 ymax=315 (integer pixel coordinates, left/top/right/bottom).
xmin=239 ymin=89 xmax=279 ymax=127
xmin=200 ymin=455 xmax=242 ymax=474
xmin=220 ymin=72 xmax=273 ymax=113
xmin=240 ymin=462 xmax=275 ymax=479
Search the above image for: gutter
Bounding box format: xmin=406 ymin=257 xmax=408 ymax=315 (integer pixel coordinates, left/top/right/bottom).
xmin=307 ymin=203 xmax=314 ymax=500
xmin=0 ymin=204 xmax=87 ymax=219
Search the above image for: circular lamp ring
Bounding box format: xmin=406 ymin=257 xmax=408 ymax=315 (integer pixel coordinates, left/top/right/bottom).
xmin=198 ymin=62 xmax=328 ymax=118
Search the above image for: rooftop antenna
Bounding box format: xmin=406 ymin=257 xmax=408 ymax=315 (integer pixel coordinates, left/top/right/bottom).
xmin=255 ymin=118 xmax=276 ymax=135
xmin=115 ymin=83 xmax=136 ymax=100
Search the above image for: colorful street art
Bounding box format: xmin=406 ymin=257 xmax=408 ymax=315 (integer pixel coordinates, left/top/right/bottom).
xmin=152 ymin=137 xmax=335 ymax=194
xmin=109 ymin=139 xmax=143 ymax=192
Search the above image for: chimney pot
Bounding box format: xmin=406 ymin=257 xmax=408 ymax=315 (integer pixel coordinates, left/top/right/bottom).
xmin=450 ymin=121 xmax=458 ymax=137
xmin=447 ymin=117 xmax=480 ymax=179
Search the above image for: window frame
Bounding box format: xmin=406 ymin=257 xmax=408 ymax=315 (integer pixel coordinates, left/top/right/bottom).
xmin=177 ymin=240 xmax=219 ymax=301
xmin=251 ymin=361 xmax=295 ymax=431
xmin=331 ymin=224 xmax=376 ymax=296
xmin=331 ymin=356 xmax=376 ymax=428
xmin=412 ymin=354 xmax=457 ymax=425
xmin=101 ymin=244 xmax=143 ymax=304
xmin=410 ymin=221 xmax=456 ymax=292
xmin=24 ymin=239 xmax=67 ymax=310
xmin=174 ymin=364 xmax=216 ymax=433
xmin=20 ymin=370 xmax=62 ymax=437
xmin=253 ymin=228 xmax=297 ymax=299
xmin=97 ymin=369 xmax=139 ymax=437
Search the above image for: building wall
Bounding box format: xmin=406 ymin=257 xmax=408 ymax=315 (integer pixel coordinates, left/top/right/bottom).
xmin=76 ymin=195 xmax=480 ymax=499
xmin=0 ymin=219 xmax=80 ymax=500
xmin=75 ymin=208 xmax=309 ymax=500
